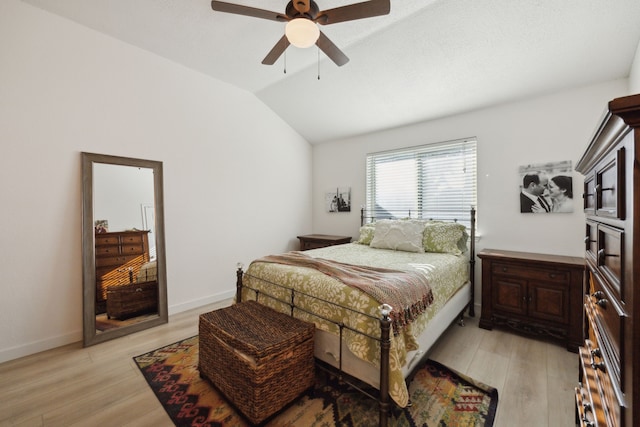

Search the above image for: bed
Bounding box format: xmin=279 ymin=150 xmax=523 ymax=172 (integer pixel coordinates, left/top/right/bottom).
xmin=235 ymin=208 xmax=476 ymax=427
xmin=137 ymin=260 xmax=157 ymax=282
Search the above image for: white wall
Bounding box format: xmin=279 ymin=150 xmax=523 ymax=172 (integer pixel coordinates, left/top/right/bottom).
xmin=630 ymin=39 xmax=640 ymax=93
xmin=312 ymin=80 xmax=629 ymax=307
xmin=0 ymin=0 xmax=312 ymax=363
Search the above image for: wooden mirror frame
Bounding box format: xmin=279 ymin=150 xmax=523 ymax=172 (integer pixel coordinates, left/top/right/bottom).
xmin=81 ymin=152 xmax=168 ymax=346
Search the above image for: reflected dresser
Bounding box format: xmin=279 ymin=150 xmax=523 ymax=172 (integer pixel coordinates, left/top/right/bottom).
xmin=94 ymin=230 xmax=150 ymax=314
xmin=575 ymin=93 xmax=640 ymax=427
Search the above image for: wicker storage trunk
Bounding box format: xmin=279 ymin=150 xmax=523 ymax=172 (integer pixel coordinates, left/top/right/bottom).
xmin=199 ymin=301 xmax=315 ymax=425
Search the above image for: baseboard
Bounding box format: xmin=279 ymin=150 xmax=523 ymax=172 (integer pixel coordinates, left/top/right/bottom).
xmin=168 ymin=289 xmax=235 ymax=316
xmin=0 ymin=291 xmax=235 ymax=365
xmin=0 ymin=329 xmax=82 ymax=365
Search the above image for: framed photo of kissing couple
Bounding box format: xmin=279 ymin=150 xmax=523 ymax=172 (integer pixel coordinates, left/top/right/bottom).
xmin=519 ymin=160 xmax=573 ymax=214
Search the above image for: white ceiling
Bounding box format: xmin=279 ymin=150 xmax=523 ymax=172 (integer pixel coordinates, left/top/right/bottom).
xmin=20 ymin=0 xmax=640 ymax=144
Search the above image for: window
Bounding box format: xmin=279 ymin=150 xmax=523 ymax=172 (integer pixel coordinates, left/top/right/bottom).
xmin=365 ymin=138 xmax=477 ymax=227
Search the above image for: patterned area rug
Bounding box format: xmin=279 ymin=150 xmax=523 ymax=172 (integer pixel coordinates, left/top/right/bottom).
xmin=134 ymin=336 xmax=498 ymax=426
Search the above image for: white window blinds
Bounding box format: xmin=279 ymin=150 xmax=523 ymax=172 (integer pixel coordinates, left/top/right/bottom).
xmin=365 ymin=138 xmax=477 ymax=227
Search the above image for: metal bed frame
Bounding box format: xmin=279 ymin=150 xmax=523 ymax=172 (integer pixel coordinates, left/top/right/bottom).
xmin=235 ymin=207 xmax=476 ymax=427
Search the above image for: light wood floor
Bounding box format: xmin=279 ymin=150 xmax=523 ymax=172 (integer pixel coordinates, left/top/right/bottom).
xmin=0 ymin=302 xmax=577 ymax=427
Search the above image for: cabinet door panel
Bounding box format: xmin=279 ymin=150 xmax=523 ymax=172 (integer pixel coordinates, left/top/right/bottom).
xmin=529 ymin=282 xmax=569 ymax=324
xmin=583 ymin=172 xmax=596 ymax=214
xmin=597 ymin=224 xmax=624 ymax=300
xmin=595 ymin=147 xmax=625 ymax=219
xmin=585 ymin=220 xmax=598 ymax=262
xmin=493 ymin=278 xmax=526 ymax=315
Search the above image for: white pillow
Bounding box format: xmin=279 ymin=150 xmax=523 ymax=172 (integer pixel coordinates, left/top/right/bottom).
xmin=370 ymin=219 xmax=426 ymax=253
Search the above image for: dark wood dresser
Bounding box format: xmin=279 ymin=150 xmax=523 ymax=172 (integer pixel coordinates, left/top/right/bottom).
xmin=297 ymin=234 xmax=351 ymax=251
xmin=574 ymin=93 xmax=640 ymax=427
xmin=94 ymin=230 xmax=150 ymax=314
xmin=478 ymin=249 xmax=585 ymax=352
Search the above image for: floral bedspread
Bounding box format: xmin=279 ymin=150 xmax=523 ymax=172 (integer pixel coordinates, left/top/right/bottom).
xmin=241 ymin=243 xmax=469 ymax=407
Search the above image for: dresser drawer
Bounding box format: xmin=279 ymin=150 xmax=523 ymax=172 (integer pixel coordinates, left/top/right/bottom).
xmin=491 ymin=263 xmax=569 ymax=283
xmin=121 ymin=244 xmax=145 ymax=255
xmin=595 ymin=147 xmax=625 ymax=220
xmin=120 ymin=234 xmax=145 ymax=244
xmin=95 ymin=245 xmax=120 ymax=256
xmin=578 ymin=342 xmax=619 ymax=427
xmin=585 ymin=288 xmax=624 ymax=410
xmin=586 ymin=279 xmax=622 ymax=369
xmin=576 ymin=349 xmax=605 ymax=427
xmin=95 ymin=235 xmax=120 ymax=245
xmin=95 ymin=254 xmax=143 ymax=268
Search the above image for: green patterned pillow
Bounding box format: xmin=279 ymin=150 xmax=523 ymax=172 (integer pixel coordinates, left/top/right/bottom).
xmin=357 ymin=223 xmax=376 ymax=245
xmin=422 ymin=222 xmax=467 ymax=255
xmin=370 ymin=219 xmax=426 ymax=253
xmin=457 ymin=229 xmax=470 ymax=253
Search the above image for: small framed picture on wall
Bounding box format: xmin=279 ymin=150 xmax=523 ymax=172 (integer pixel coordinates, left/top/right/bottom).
xmin=325 ymin=187 xmax=351 ymax=213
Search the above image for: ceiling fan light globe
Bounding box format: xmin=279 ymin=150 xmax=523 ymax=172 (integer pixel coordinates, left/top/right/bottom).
xmin=285 ymin=18 xmax=320 ymax=48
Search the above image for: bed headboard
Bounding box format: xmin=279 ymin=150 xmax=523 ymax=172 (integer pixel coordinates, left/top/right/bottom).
xmin=360 ymin=207 xmax=475 ymax=228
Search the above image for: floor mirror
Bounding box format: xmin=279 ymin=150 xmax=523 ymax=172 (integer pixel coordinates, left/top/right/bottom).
xmin=81 ymin=152 xmax=168 ymax=346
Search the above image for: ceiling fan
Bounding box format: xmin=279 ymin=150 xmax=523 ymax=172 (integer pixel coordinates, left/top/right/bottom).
xmin=210 ymin=0 xmax=391 ymax=67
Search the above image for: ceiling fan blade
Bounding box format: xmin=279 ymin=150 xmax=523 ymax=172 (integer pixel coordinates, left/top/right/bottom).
xmin=262 ymin=35 xmax=291 ymax=65
xmin=316 ymin=31 xmax=349 ymax=66
xmin=316 ymin=0 xmax=390 ymax=25
xmin=292 ymin=0 xmax=311 ymax=14
xmin=211 ymin=1 xmax=287 ymax=22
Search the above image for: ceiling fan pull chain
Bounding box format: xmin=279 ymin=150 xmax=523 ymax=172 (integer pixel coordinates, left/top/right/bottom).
xmin=284 ymin=51 xmax=287 ymax=74
xmin=317 ymin=47 xmax=320 ymax=80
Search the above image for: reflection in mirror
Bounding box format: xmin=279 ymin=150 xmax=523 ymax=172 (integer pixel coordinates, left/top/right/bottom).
xmin=82 ymin=153 xmax=168 ymax=347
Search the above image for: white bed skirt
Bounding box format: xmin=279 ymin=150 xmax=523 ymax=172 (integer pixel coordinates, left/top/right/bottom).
xmin=313 ymin=281 xmax=471 ymax=389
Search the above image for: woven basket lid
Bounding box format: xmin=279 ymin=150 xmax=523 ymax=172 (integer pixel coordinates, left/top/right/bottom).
xmin=200 ymin=300 xmax=314 ymax=359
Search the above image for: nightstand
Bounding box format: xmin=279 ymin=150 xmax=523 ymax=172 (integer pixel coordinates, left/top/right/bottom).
xmin=477 ymin=249 xmax=585 ymax=352
xmin=296 ymin=234 xmax=351 ymax=251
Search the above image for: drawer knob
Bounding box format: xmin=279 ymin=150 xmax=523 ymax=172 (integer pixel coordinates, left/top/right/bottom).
xmin=590 ymin=348 xmax=602 ymax=358
xmin=592 ymin=291 xmax=605 ymax=301
xmin=549 ymin=273 xmax=556 ymax=279
xmin=596 ymin=299 xmax=608 ymax=309
xmin=598 ymin=249 xmax=620 ymax=264
xmin=582 ymin=418 xmax=595 ymax=427
xmin=583 ymin=402 xmax=592 ymax=412
xmin=502 ymin=267 xmax=507 ymax=272
xmin=595 ymin=184 xmax=614 ymax=193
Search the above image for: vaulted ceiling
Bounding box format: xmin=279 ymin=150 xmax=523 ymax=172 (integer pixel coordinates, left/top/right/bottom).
xmin=20 ymin=0 xmax=640 ymax=143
